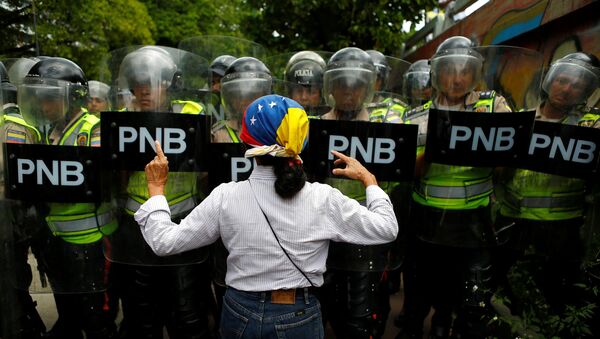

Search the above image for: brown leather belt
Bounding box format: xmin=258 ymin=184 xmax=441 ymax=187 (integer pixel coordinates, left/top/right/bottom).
xmin=244 ymin=287 xmax=316 ymax=304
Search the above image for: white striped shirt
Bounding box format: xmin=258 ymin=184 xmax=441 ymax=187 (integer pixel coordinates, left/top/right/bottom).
xmin=134 ymin=165 xmax=398 ymax=291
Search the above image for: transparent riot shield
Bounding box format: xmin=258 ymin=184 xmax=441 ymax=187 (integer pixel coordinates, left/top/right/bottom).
xmin=178 ymin=36 xmax=267 ymax=121
xmin=98 ymin=46 xmax=212 ymax=266
xmin=416 ymin=45 xmax=544 ymax=248
xmin=367 ymin=55 xmax=411 ymax=123
xmin=267 ymin=52 xmax=333 ymax=116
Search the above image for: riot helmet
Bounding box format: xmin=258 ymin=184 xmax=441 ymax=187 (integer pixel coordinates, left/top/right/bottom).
xmin=220 ymin=57 xmax=272 ymax=121
xmin=285 ymin=51 xmax=327 ymax=71
xmin=542 ymin=52 xmax=600 ymax=109
xmin=366 ymin=50 xmax=390 ymax=91
xmin=1 ymin=61 xmax=17 ymax=108
xmin=403 ymin=59 xmax=432 ymax=106
xmin=209 ymin=54 xmax=236 ymax=93
xmin=87 ymin=80 xmax=111 ymax=114
xmin=322 ymin=47 xmax=376 ymax=116
xmin=284 ymin=59 xmax=324 ymax=108
xmin=430 ymin=36 xmax=482 ymax=103
xmin=19 ymin=57 xmax=88 ymax=127
xmin=117 ymin=46 xmax=178 ymax=112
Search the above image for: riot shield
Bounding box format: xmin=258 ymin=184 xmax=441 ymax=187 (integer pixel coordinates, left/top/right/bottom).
xmin=367 ymin=55 xmax=411 ymax=123
xmin=416 ymin=45 xmax=543 ymax=248
xmin=99 ymin=46 xmax=212 ymax=266
xmin=178 ymin=36 xmax=267 ymax=121
xmin=267 ymin=52 xmax=333 ymax=116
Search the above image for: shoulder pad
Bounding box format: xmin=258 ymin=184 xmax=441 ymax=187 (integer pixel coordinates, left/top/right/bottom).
xmin=584 ymin=106 xmax=600 ymax=115
xmin=478 ymin=90 xmax=496 ymax=100
xmin=366 ymin=102 xmax=389 ymax=109
xmin=406 ymin=104 xmax=426 ymax=117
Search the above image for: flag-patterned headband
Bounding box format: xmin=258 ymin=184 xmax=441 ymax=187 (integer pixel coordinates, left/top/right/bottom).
xmin=240 ymin=94 xmax=309 ymax=160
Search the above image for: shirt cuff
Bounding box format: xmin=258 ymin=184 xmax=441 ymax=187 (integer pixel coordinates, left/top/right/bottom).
xmin=133 ymin=195 xmax=170 ymax=226
xmin=365 ymin=185 xmax=391 ymax=209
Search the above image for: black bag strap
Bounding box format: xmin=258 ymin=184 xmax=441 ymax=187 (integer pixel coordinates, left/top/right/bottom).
xmin=248 ymin=180 xmax=315 ymax=287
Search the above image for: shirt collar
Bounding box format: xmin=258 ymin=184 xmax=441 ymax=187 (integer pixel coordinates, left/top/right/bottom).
xmin=249 ymin=164 xmax=277 ymax=180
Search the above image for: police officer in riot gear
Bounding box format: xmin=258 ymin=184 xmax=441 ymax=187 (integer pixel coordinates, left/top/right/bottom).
xmin=213 ymin=57 xmax=272 ymax=142
xmin=284 ymin=58 xmax=325 ymax=114
xmin=205 ymin=55 xmax=236 ymax=120
xmin=403 ymin=36 xmax=512 ymax=339
xmin=87 ymin=80 xmax=111 ymax=116
xmin=364 ymin=50 xmax=408 ymax=123
xmin=321 ymin=47 xmax=376 ymax=121
xmin=209 ymin=54 xmax=236 ymax=95
xmin=319 ymin=47 xmax=397 ymax=338
xmin=19 ymin=57 xmax=117 ymax=339
xmin=0 ymin=60 xmax=46 ymax=338
xmin=111 ymin=45 xmax=211 ymax=339
xmin=403 ymin=59 xmax=432 ymax=108
xmin=496 ymin=52 xmax=600 ymax=331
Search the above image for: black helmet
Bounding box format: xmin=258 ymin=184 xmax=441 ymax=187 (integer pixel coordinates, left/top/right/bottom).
xmin=25 ymin=57 xmax=89 ymax=104
xmin=1 ymin=61 xmax=17 ymax=106
xmin=220 ymin=57 xmax=272 ymax=121
xmin=284 ymin=59 xmax=324 ymax=87
xmin=366 ymin=50 xmax=390 ymax=88
xmin=20 ymin=57 xmax=88 ymax=125
xmin=430 ymin=35 xmax=482 ymax=95
xmin=322 ymin=47 xmax=376 ymax=114
xmin=403 ymin=59 xmax=431 ymax=105
xmin=209 ymin=55 xmax=237 ymax=77
xmin=542 ymin=52 xmax=600 ymax=105
xmin=285 ymin=51 xmax=326 ymax=71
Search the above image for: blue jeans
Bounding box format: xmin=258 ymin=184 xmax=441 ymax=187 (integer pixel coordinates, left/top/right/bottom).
xmin=219 ymin=287 xmax=324 ymax=339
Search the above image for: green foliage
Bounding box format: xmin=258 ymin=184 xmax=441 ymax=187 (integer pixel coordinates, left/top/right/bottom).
xmin=241 ymin=0 xmax=437 ymax=55
xmin=492 ymin=258 xmax=597 ymax=338
xmin=0 ymin=0 xmax=437 ymax=78
xmin=139 ymin=0 xmax=248 ymax=46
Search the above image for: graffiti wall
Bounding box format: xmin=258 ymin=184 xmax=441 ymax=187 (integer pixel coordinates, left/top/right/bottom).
xmin=405 ymin=0 xmax=600 ymax=106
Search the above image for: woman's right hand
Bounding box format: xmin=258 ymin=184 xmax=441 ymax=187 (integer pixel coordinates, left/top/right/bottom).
xmin=145 ymin=140 xmax=169 ymax=197
xmin=331 ymin=150 xmax=377 ymax=187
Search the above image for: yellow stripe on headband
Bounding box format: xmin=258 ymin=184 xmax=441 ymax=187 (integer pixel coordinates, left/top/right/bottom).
xmin=276 ymin=107 xmax=309 ymax=157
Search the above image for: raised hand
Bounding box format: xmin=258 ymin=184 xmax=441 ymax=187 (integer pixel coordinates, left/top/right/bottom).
xmin=331 ymin=150 xmax=377 ymax=187
xmin=145 ymin=140 xmax=169 ymax=196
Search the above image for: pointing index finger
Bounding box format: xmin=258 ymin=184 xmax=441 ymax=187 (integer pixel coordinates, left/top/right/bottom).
xmin=155 ymin=140 xmax=166 ymax=160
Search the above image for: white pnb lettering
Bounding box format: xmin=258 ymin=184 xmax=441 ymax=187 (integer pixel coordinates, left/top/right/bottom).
xmin=17 ymin=159 xmax=84 ymax=186
xmin=449 ymin=126 xmax=515 ymax=151
xmin=231 ymin=157 xmax=255 ymax=181
xmin=328 ymin=135 xmax=396 ymax=164
xmin=529 ymin=133 xmax=596 ymax=164
xmin=118 ymin=126 xmax=187 ymax=154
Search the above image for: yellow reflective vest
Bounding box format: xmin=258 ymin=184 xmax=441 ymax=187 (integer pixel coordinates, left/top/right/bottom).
xmin=46 ymin=110 xmax=117 ymax=244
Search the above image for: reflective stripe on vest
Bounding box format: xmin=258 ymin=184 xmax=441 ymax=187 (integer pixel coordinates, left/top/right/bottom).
xmin=225 ymin=125 xmax=240 ymax=143
xmin=48 ymin=211 xmax=114 ymax=233
xmin=58 ymin=110 xmax=99 ymax=146
xmin=504 ymin=190 xmax=584 ymax=209
xmin=415 ymin=178 xmax=493 ymax=200
xmin=126 ymin=195 xmax=196 ymax=217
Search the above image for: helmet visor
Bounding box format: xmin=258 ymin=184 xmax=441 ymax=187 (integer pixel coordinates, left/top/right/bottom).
xmin=430 ymin=55 xmax=482 ymax=97
xmin=18 ymin=78 xmax=70 ymax=127
xmin=322 ymin=67 xmax=375 ymax=111
xmin=220 ymin=72 xmax=271 ymax=121
xmin=542 ymin=62 xmax=599 ymax=107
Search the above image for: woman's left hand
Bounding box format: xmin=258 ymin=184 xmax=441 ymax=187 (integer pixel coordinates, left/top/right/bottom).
xmin=145 ymin=140 xmax=169 ymax=197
